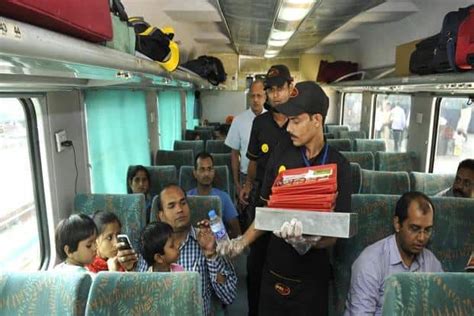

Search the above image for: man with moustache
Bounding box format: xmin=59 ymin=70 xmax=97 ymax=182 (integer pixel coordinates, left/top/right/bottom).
xmin=437 ymin=159 xmax=474 ymax=198
xmin=219 ymin=81 xmax=352 ymax=315
xmin=345 ymin=191 xmax=443 ymax=316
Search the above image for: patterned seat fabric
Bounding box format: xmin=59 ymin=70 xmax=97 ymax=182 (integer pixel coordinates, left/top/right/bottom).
xmin=341 ymin=151 xmax=375 ymax=170
xmin=354 ymin=139 xmax=386 ymax=153
xmin=324 ymin=133 xmax=335 ymax=139
xmin=376 ymin=151 xmax=419 ymax=172
xmin=151 ymin=194 xmax=223 ymax=225
xmin=350 ymin=162 xmax=361 ymax=194
xmin=0 ymin=272 xmax=91 ymax=316
xmin=211 ymin=153 xmax=234 ymax=200
xmin=339 ymin=131 xmax=367 ymax=140
xmin=74 ymin=193 xmax=146 ymax=251
xmin=173 ymin=140 xmax=205 ymax=158
xmin=409 ymin=172 xmax=455 ymax=195
xmin=206 ymin=140 xmax=231 ymax=154
xmin=179 ymin=165 xmax=230 ymax=194
xmin=326 ymin=125 xmax=349 ymax=138
xmin=360 ymin=170 xmax=410 ymax=194
xmin=327 ymin=139 xmax=352 ymax=151
xmin=127 ymin=165 xmax=177 ymax=197
xmin=155 ymin=149 xmax=194 ymax=171
xmin=382 ymin=273 xmax=474 ymax=316
xmin=85 ymin=272 xmax=203 ymax=316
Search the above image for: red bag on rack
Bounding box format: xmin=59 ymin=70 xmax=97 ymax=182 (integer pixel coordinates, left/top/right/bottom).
xmin=0 ymin=0 xmax=112 ymax=42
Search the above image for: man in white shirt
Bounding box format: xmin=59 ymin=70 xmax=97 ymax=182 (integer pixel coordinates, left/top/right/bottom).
xmin=225 ymin=79 xmax=267 ymax=203
xmin=390 ymin=103 xmax=407 ymax=152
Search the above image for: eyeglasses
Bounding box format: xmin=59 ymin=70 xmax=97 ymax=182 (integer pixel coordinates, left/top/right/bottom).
xmin=407 ymin=225 xmax=433 ymax=237
xmin=454 ymin=176 xmax=473 ymax=189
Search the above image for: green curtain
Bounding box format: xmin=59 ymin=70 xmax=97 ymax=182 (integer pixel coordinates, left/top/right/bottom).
xmin=158 ymin=91 xmax=182 ymax=150
xmin=85 ymin=90 xmax=150 ymax=193
xmin=185 ymin=90 xmax=199 ymax=129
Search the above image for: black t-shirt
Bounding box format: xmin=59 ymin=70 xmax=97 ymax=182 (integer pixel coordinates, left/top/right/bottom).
xmin=246 ymin=110 xmax=289 ymax=182
xmin=260 ymin=136 xmax=352 ymax=280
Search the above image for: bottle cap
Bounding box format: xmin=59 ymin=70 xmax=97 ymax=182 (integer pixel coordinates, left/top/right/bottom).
xmin=208 ymin=210 xmax=217 ymax=218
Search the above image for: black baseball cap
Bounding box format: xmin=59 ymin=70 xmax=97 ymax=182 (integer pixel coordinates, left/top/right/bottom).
xmin=277 ymin=81 xmax=329 ymax=117
xmin=264 ymin=64 xmax=292 ymax=88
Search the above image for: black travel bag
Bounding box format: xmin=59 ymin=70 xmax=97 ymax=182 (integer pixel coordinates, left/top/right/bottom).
xmin=181 ymin=56 xmax=227 ymax=86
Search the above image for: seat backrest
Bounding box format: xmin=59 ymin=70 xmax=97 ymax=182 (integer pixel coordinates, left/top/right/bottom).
xmin=74 ymin=193 xmax=146 ymax=250
xmin=206 ymin=140 xmax=231 ymax=154
xmin=173 ymin=140 xmax=205 ymax=158
xmin=194 ymin=129 xmax=214 ymax=141
xmin=150 ymin=194 xmax=222 ymax=224
xmin=211 ymin=153 xmax=234 ymax=199
xmin=429 ymin=196 xmax=474 ymax=272
xmin=179 ymin=165 xmax=230 ymax=194
xmin=341 ymin=151 xmax=375 ymax=170
xmin=85 ymin=272 xmax=203 ymax=316
xmin=0 ymin=272 xmax=91 ymax=316
xmin=376 ymin=151 xmax=419 ymax=172
xmin=326 ymin=125 xmax=349 ymax=138
xmin=332 ymin=194 xmax=398 ymax=315
xmin=382 ymin=273 xmax=474 ymax=316
xmin=354 ymin=139 xmax=386 ymax=153
xmin=360 ymin=170 xmax=410 ymax=194
xmin=327 ymin=139 xmax=352 ymax=151
xmin=339 ymin=130 xmax=367 ymax=140
xmin=324 ymin=132 xmax=335 ymax=139
xmin=350 ymin=162 xmax=362 ymax=194
xmin=409 ymin=172 xmax=455 ymax=195
xmin=127 ymin=165 xmax=177 ymax=197
xmin=155 ymin=149 xmax=194 ymax=171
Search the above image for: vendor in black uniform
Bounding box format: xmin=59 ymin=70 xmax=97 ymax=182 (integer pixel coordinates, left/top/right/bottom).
xmin=239 ymin=64 xmax=294 ymax=316
xmin=219 ymin=81 xmax=352 ymax=315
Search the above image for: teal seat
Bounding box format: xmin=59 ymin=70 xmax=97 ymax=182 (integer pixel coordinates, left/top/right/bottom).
xmin=382 ymin=273 xmax=474 ymax=316
xmin=74 ymin=193 xmax=146 ymax=251
xmin=0 ymin=272 xmax=91 ymax=316
xmin=341 ymin=151 xmax=375 ymax=170
xmin=174 ymin=140 xmax=205 ymax=158
xmin=327 ymin=125 xmax=349 ymax=138
xmin=85 ymin=272 xmax=203 ymax=316
xmin=211 ymin=153 xmax=234 ymax=200
xmin=327 ymin=139 xmax=352 ymax=151
xmin=360 ymin=170 xmax=410 ymax=194
xmin=150 ymin=194 xmax=222 ymax=225
xmin=194 ymin=130 xmax=213 ymax=141
xmin=206 ymin=140 xmax=231 ymax=154
xmin=376 ymin=151 xmax=419 ymax=172
xmin=339 ymin=131 xmax=367 ymax=140
xmin=127 ymin=165 xmax=177 ymax=197
xmin=354 ymin=139 xmax=386 ymax=153
xmin=350 ymin=162 xmax=361 ymax=194
xmin=324 ymin=133 xmax=335 ymax=139
xmin=179 ymin=165 xmax=230 ymax=194
xmin=409 ymin=172 xmax=455 ymax=195
xmin=155 ymin=149 xmax=194 ymax=171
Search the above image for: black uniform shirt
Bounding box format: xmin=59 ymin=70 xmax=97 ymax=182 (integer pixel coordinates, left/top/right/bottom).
xmin=260 ymin=136 xmax=352 ymax=280
xmin=246 ymin=110 xmax=289 ymax=182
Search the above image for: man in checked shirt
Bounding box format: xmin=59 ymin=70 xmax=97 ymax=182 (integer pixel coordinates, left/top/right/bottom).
xmin=136 ymin=183 xmax=237 ymax=315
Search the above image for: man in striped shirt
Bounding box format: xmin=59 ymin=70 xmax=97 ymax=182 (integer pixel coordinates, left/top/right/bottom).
xmin=137 ymin=184 xmax=237 ymax=315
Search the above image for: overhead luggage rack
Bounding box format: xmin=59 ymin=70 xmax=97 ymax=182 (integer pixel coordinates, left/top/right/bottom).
xmin=0 ymin=16 xmax=217 ymax=91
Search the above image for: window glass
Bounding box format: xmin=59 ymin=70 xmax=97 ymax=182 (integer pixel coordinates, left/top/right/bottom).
xmin=158 ymin=91 xmax=182 ymax=150
xmin=185 ymin=90 xmax=199 ymax=129
xmin=342 ymin=93 xmax=362 ymax=131
xmin=373 ymin=94 xmax=411 ymax=152
xmin=432 ymin=97 xmax=474 ymax=173
xmin=85 ymin=90 xmax=150 ymax=193
xmin=0 ymin=98 xmax=41 ymax=270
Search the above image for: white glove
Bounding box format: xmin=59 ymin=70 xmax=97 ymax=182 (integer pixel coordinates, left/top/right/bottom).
xmin=273 ymin=219 xmax=321 ymax=255
xmin=216 ymin=236 xmax=248 ymax=258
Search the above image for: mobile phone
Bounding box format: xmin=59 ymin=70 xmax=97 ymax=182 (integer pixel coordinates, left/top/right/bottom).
xmin=117 ymin=234 xmax=132 ymax=250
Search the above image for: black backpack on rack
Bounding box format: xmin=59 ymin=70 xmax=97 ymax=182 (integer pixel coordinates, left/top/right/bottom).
xmin=181 ymin=56 xmax=227 ymax=86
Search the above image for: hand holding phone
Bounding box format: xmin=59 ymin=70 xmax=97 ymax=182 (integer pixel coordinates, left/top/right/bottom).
xmin=117 ymin=234 xmax=132 ymax=250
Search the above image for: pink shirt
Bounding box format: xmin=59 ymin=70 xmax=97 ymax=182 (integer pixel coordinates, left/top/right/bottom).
xmin=147 ymin=263 xmax=184 ymax=272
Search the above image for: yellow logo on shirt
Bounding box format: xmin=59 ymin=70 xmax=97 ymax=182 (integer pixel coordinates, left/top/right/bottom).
xmin=261 ymin=143 xmax=269 ymax=153
xmin=278 ymin=165 xmax=286 ymax=173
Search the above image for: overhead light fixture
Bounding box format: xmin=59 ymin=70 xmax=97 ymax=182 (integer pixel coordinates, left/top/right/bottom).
xmin=268 ymin=39 xmax=287 ymax=47
xmin=278 ymin=7 xmax=311 ymax=21
xmin=285 ymin=0 xmax=317 ymax=4
xmin=264 ymin=50 xmax=279 ymax=58
xmin=270 ymin=30 xmax=294 ymax=40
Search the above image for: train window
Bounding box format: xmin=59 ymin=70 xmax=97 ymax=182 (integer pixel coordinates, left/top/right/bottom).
xmin=186 ymin=91 xmax=199 ymax=130
xmin=373 ymin=94 xmax=411 ymax=152
xmin=342 ymin=93 xmax=362 ymax=131
xmin=158 ymin=91 xmax=182 ymax=150
xmin=85 ymin=90 xmax=150 ymax=193
xmin=432 ymin=97 xmax=473 ymax=173
xmin=0 ymin=98 xmax=43 ymax=270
